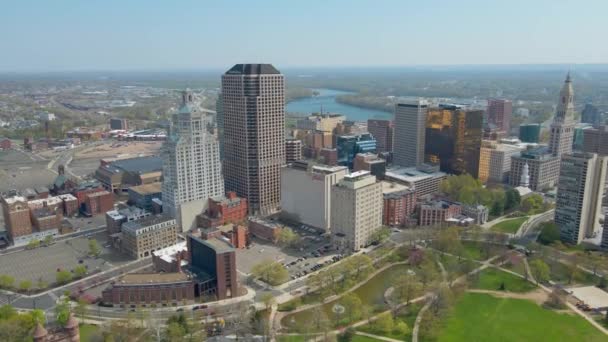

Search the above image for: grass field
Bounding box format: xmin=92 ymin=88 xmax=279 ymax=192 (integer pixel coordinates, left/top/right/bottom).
xmin=79 ymin=324 xmax=100 ymax=341
xmin=436 ymin=293 xmax=606 ymax=342
xmin=472 ymin=268 xmax=536 ymax=293
xmin=352 ymin=335 xmax=385 ymax=341
xmin=491 ymin=217 xmax=529 ymax=234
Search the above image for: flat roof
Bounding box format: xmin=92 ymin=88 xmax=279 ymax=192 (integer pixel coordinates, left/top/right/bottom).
xmin=129 ymin=182 xmax=162 ymax=195
xmin=122 ymin=215 xmax=175 ymax=233
xmin=381 ymin=181 xmax=412 ymax=194
xmin=190 ymin=235 xmax=235 ymax=254
xmin=104 ymin=156 xmax=163 ymax=174
xmin=153 ymin=241 xmax=188 ymax=263
xmin=385 ymin=167 xmax=446 ymax=182
xmin=567 ymin=286 xmax=608 ymax=309
xmin=118 ymin=272 xmax=189 ymax=285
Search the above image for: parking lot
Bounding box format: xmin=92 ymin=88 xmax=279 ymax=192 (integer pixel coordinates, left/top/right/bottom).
xmin=0 ymin=230 xmax=132 ymax=285
xmin=236 ymin=223 xmax=343 ymax=282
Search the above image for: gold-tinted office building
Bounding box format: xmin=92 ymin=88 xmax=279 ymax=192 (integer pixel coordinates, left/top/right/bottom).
xmin=425 ymin=105 xmax=483 ymax=177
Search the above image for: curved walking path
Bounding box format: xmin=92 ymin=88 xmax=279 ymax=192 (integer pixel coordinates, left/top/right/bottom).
xmin=274 ymin=260 xmax=409 ymax=330
xmin=355 ymin=331 xmax=403 ymax=342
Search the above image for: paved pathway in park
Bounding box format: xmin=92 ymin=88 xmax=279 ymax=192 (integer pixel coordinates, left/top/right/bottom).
xmin=355 ymin=331 xmax=403 ymax=342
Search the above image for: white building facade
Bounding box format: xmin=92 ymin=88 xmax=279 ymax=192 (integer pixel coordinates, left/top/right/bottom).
xmin=162 ymin=91 xmax=224 ymax=231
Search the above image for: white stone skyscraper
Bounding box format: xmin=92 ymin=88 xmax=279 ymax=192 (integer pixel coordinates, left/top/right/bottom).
xmin=549 ymin=73 xmax=576 ymax=157
xmin=162 ymin=90 xmax=224 ymax=231
xmin=393 ymin=99 xmax=428 ymax=167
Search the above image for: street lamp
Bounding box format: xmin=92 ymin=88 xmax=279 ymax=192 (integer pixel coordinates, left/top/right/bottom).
xmin=332 ymin=303 xmax=345 ymax=325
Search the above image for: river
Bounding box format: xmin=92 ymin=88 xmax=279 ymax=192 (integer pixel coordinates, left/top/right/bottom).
xmin=286 ymin=88 xmax=392 ymax=122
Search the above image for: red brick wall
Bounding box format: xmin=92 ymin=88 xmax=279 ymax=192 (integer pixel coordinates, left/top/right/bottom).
xmin=62 ymin=198 xmax=78 ymax=217
xmin=85 ymin=191 xmax=113 ymax=216
xmin=102 ymin=281 xmax=194 ymax=305
xmin=215 ymin=251 xmax=237 ymax=300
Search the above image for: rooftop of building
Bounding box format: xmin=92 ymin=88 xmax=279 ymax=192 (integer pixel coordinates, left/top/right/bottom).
xmin=101 ymin=156 xmax=163 ymax=175
xmin=385 ymin=166 xmax=446 ymax=182
xmin=107 ymin=205 xmax=150 ymax=220
xmin=226 ymin=64 xmax=280 ymax=75
xmin=28 ymin=196 xmax=64 ymax=207
xmin=210 ymin=192 xmax=245 ymax=206
xmin=152 ymin=241 xmax=188 ymax=263
xmin=129 ymin=182 xmax=162 ymax=195
xmin=420 ymin=198 xmax=460 ymax=209
xmin=56 ymin=194 xmax=77 ymax=201
xmin=190 ymin=234 xmax=235 ymax=254
xmin=116 ymin=272 xmax=189 ymax=285
xmin=122 ymin=215 xmax=175 ymax=234
xmin=32 ymin=207 xmax=57 ymax=218
xmin=344 ymin=170 xmax=372 ymax=180
xmin=86 ymin=190 xmax=111 ymax=198
xmin=74 ymin=179 xmax=102 ymax=192
xmin=517 ymin=146 xmax=557 ymax=160
xmin=381 ymin=181 xmax=413 ymax=195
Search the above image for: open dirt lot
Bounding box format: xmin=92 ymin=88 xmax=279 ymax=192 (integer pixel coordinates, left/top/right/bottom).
xmin=68 ymin=141 xmax=162 ymax=177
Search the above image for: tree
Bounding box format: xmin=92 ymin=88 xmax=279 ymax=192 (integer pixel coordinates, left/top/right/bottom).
xmin=504 ymin=188 xmax=520 ymax=211
xmin=0 ymin=304 xmax=16 ymax=320
xmin=521 ymin=194 xmax=544 ymax=214
xmin=165 ymin=322 xmax=186 ymax=342
xmin=545 ymin=288 xmax=567 ymax=309
xmin=530 ymin=259 xmax=550 ymax=284
xmin=407 ymin=248 xmax=425 ymax=266
xmin=88 ymin=239 xmax=101 ymax=257
xmin=251 ymin=260 xmax=289 ymax=286
xmin=394 ymin=273 xmax=422 ymax=306
xmin=538 ymin=222 xmax=560 ymax=245
xmin=374 ymin=311 xmax=394 ymax=333
xmin=27 ymin=239 xmax=40 ymax=250
xmin=418 ymin=259 xmax=438 ymax=289
xmin=393 ymin=320 xmax=410 ymax=336
xmin=435 ymin=227 xmax=461 ymax=254
xmin=0 ymin=275 xmax=15 ymax=289
xmin=74 ymin=265 xmax=87 ymax=278
xmin=490 ymin=200 xmax=504 ymax=216
xmin=369 ymin=227 xmax=391 ymax=244
xmin=339 ymin=293 xmax=363 ymax=324
xmin=75 ymin=299 xmax=88 ymax=322
xmin=18 ymin=280 xmax=32 ymax=293
xmin=338 ymin=328 xmax=355 ymax=342
xmin=43 ymin=235 xmax=53 ymax=246
xmin=260 ymin=292 xmax=275 ymax=310
xmin=55 ymin=298 xmax=71 ymax=326
xmin=56 ymin=270 xmax=72 ymax=285
xmin=277 ymin=227 xmax=300 ymax=248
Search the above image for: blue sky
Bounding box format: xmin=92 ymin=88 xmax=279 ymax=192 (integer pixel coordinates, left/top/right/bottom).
xmin=0 ymin=0 xmax=606 ymax=71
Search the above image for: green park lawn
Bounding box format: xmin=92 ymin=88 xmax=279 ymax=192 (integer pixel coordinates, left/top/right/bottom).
xmin=435 ymin=293 xmax=606 ymax=342
xmin=491 ymin=217 xmax=529 ymax=234
xmin=471 ymin=268 xmax=536 ymax=293
xmin=79 ymin=324 xmax=100 ymax=341
xmin=357 ymin=302 xmax=422 ymax=341
xmin=277 ymin=335 xmax=306 ymax=342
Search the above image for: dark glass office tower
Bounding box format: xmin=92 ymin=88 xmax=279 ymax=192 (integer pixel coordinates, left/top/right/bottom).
xmin=425 ymin=105 xmax=483 ymax=177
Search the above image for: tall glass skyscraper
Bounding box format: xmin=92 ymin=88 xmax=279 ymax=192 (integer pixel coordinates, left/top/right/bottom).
xmin=424 ymin=105 xmax=483 ymax=177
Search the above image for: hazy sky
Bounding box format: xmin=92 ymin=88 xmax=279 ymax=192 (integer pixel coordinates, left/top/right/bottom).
xmin=1 ymin=0 xmax=606 ymax=71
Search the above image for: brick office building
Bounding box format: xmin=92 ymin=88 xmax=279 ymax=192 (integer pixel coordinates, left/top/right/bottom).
xmin=418 ymin=198 xmax=462 ymax=227
xmin=83 ymin=191 xmax=113 ymax=216
xmin=381 ymin=182 xmax=417 ymax=227
xmin=102 ymin=273 xmax=194 ymax=306
xmin=187 ymin=234 xmax=238 ymax=300
xmin=197 ymin=192 xmax=248 ymax=229
xmin=1 ymin=195 xmax=33 ymax=239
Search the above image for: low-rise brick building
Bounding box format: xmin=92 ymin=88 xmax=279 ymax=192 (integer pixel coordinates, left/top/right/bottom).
xmin=121 ymin=215 xmax=178 ymax=259
xmin=102 ymin=273 xmax=194 ymax=306
xmin=197 ymin=192 xmax=248 ymax=229
xmin=83 ymin=190 xmax=113 ymax=216
xmin=381 ymin=182 xmax=416 ymax=227
xmin=248 ymin=217 xmax=281 ymax=243
xmin=418 ymin=198 xmax=462 ymax=227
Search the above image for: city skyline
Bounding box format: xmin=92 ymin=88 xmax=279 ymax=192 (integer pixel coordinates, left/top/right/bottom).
xmin=1 ymin=0 xmax=607 ymax=71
